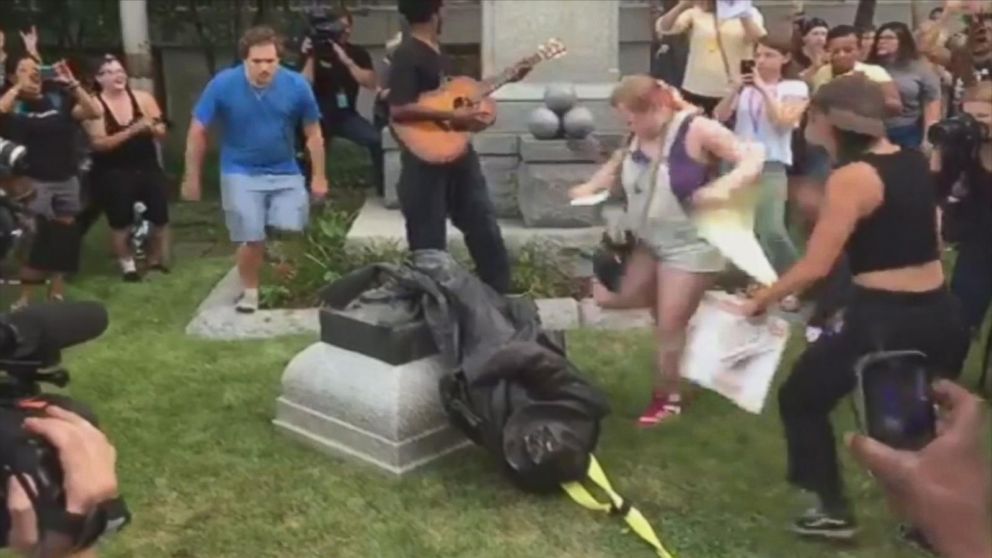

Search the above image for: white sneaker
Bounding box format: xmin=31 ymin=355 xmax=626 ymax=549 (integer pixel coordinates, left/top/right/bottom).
xmin=236 ymin=288 xmax=259 ymax=314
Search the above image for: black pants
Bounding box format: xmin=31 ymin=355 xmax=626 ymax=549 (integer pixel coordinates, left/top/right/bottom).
xmin=322 ymin=113 xmax=384 ymax=195
xmin=779 ymin=286 xmax=969 ymax=508
xmin=951 ymin=238 xmax=992 ymax=335
xmin=397 ymin=148 xmax=510 ymax=294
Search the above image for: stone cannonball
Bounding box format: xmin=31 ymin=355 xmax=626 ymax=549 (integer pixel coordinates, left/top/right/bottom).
xmin=562 ymin=106 xmax=595 ymax=139
xmin=528 ymin=107 xmax=562 ymax=140
xmin=543 ymin=83 xmax=577 ymax=114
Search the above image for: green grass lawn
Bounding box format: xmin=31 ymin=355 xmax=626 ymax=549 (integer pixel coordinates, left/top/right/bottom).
xmin=13 ymin=158 xmax=988 ymax=557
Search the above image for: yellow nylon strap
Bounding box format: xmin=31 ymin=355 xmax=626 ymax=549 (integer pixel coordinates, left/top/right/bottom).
xmin=561 ymin=456 xmax=676 ymax=558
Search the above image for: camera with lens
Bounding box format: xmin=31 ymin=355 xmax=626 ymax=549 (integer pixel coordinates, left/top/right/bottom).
xmin=591 ymin=231 xmax=635 ymax=293
xmin=0 ymin=302 xmax=130 ymax=550
xmin=928 ymin=112 xmax=986 ymax=155
xmin=307 ymin=8 xmax=348 ymax=60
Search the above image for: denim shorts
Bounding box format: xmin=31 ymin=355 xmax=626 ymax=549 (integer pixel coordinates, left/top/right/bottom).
xmin=220 ymin=174 xmax=308 ymax=243
xmin=27 ymin=177 xmax=81 ymax=219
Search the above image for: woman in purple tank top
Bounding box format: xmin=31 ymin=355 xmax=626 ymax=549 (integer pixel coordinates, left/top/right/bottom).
xmin=570 ymin=76 xmax=765 ymax=427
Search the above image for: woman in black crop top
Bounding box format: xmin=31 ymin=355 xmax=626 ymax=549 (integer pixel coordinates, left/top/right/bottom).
xmin=83 ymin=55 xmax=170 ymax=281
xmin=739 ymin=75 xmax=970 ymax=547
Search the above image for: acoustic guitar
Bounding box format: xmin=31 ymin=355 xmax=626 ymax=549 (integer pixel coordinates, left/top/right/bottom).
xmin=390 ymin=38 xmax=568 ymax=164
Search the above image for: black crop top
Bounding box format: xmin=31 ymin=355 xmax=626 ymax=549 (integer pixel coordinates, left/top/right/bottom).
xmin=846 ymin=149 xmax=939 ymax=275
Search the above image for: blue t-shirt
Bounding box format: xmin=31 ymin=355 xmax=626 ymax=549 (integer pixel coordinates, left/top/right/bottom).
xmin=193 ymin=65 xmax=320 ymax=176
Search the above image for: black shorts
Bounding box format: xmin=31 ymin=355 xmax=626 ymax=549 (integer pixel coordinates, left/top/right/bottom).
xmin=95 ymin=168 xmax=170 ymax=229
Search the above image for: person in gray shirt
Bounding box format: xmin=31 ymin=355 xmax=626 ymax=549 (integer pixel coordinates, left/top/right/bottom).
xmin=868 ymin=21 xmax=942 ymax=150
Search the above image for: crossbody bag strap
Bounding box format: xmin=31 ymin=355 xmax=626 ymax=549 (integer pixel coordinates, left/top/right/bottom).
xmin=712 ymin=12 xmax=732 ymax=82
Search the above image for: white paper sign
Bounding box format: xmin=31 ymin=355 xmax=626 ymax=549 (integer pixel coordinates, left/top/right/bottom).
xmin=717 ymin=0 xmax=755 ymax=21
xmin=570 ymin=191 xmax=610 ymax=207
xmin=692 ymin=169 xmax=779 ymax=286
xmin=681 ymin=291 xmax=789 ymax=414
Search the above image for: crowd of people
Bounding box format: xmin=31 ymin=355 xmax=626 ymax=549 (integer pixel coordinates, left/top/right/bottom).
xmin=0 ymin=0 xmax=989 ymax=556
xmin=571 ymin=0 xmax=991 ymax=553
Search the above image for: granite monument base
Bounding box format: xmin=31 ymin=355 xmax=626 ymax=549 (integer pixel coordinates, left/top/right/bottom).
xmin=274 ymin=342 xmax=470 ymax=476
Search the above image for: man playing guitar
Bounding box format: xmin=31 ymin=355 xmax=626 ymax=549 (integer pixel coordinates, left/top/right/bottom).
xmin=389 ymin=0 xmax=529 ymax=294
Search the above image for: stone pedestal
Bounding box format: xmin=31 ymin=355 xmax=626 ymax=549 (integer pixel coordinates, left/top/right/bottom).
xmin=274 ymin=343 xmax=469 ymax=475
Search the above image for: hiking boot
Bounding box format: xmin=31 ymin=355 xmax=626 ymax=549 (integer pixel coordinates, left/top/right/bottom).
xmin=790 ymin=507 xmax=858 ymax=540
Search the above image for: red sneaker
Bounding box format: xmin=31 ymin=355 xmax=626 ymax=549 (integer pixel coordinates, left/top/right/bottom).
xmin=636 ymin=394 xmax=682 ymax=428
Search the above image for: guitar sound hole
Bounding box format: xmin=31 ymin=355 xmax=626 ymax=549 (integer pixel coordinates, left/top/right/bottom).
xmin=452 ymin=97 xmax=471 ymax=110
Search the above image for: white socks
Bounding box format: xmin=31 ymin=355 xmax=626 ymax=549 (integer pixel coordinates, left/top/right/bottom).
xmin=120 ymin=258 xmax=137 ymax=274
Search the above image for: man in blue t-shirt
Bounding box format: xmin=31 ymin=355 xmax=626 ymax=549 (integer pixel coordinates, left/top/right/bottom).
xmin=182 ymin=25 xmax=326 ymax=313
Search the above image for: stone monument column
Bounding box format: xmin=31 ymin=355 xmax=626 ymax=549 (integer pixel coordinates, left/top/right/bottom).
xmin=478 ymin=0 xmax=623 ymax=135
xmin=482 ymin=0 xmax=620 ymax=84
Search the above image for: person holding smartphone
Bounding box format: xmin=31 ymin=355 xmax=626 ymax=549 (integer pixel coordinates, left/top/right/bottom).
xmin=848 ymin=380 xmax=991 ymax=558
xmin=736 ymin=74 xmax=969 ymax=542
xmin=714 ymin=35 xmax=808 ymax=293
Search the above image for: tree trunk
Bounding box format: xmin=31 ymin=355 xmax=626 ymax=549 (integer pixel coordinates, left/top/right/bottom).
xmin=188 ymin=0 xmax=217 ymax=76
xmin=119 ymin=0 xmax=154 ymax=92
xmin=853 ymin=0 xmax=877 ymax=30
xmin=232 ymin=0 xmax=244 ymax=61
xmin=252 ymin=0 xmax=267 ymax=26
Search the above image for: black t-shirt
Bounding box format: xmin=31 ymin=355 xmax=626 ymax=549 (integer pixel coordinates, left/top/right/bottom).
xmin=387 ymin=37 xmax=446 ymax=107
xmin=3 ymin=86 xmax=78 ymax=181
xmin=313 ymin=42 xmax=373 ymax=120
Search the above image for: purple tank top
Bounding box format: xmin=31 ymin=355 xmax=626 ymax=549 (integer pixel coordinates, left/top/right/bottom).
xmin=667 ymin=115 xmax=710 ymax=204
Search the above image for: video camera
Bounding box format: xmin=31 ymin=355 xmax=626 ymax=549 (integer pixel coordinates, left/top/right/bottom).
xmin=307 ymin=8 xmax=348 ymax=60
xmin=0 ymin=302 xmax=130 ymax=550
xmin=928 ymin=111 xmax=986 ymax=156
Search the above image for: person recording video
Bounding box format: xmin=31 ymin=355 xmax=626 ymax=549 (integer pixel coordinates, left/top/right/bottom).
xmin=299 ymin=8 xmax=383 ymax=195
xmin=4 ymin=405 xmax=120 ymax=557
xmin=931 ymin=82 xmax=992 ymax=343
xmin=737 ymin=74 xmax=970 ymax=542
xmin=0 ymin=53 xmax=102 ymax=310
xmin=0 ymin=300 xmax=127 ymax=556
xmin=847 ymin=380 xmax=991 ymax=558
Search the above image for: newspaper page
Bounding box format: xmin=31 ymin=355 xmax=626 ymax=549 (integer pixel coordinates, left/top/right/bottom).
xmin=681 ymin=291 xmax=790 ymax=414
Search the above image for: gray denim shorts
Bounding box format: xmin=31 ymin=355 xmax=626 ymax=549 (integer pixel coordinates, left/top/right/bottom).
xmin=220 ymin=174 xmax=309 ymax=243
xmin=27 ymin=177 xmax=81 ymax=219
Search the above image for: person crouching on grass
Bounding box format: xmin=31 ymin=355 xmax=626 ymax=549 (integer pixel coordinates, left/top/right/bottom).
xmin=568 ymin=75 xmax=765 ymax=427
xmin=182 ymin=26 xmax=327 ymax=314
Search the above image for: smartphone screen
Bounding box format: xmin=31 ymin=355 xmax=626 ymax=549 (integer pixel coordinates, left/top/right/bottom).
xmin=858 ymin=351 xmax=936 ymax=451
xmin=39 ymin=65 xmax=57 ymax=81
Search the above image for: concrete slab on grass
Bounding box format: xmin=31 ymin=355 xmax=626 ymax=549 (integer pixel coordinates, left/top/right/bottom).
xmin=186 ymin=267 xmax=651 ymax=340
xmin=185 ymin=266 xmax=319 ymax=340
xmin=578 ymin=298 xmax=653 ymax=330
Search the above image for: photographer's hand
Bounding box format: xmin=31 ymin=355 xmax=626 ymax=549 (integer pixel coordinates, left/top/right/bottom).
xmin=24 ymin=406 xmax=119 ymax=515
xmin=331 ymin=42 xmax=354 ymax=68
xmin=847 ymin=381 xmax=992 ymax=558
xmin=6 ymin=476 xmax=39 ymax=552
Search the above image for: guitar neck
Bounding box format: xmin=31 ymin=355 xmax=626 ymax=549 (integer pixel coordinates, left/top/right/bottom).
xmin=478 ymin=51 xmax=544 ymax=98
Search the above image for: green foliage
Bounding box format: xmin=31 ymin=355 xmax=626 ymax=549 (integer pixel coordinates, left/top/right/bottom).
xmin=259 ymin=191 xmax=407 ymax=309
xmin=508 ymin=242 xmax=586 ymax=299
